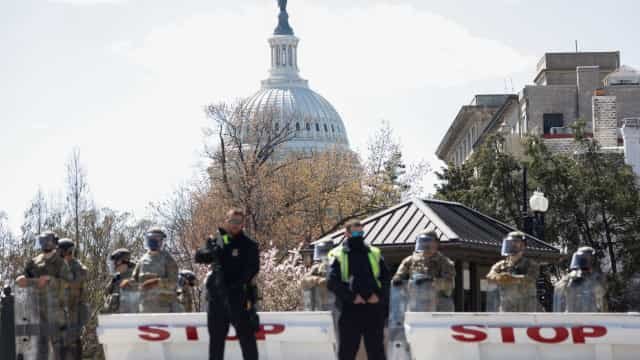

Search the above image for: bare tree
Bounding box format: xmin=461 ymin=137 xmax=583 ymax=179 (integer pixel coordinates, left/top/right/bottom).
xmin=204 ymin=100 xmax=297 ymax=237
xmin=65 ymin=147 xmax=90 ymax=256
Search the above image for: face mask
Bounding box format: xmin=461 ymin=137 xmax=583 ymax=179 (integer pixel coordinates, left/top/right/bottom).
xmin=146 ymin=238 xmax=161 ymax=251
xmin=350 ymin=230 xmax=364 ymax=238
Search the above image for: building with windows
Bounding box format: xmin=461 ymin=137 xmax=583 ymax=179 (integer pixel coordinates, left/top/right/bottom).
xmin=436 ymin=51 xmax=640 ymax=174
xmin=242 ymin=1 xmax=350 ymax=154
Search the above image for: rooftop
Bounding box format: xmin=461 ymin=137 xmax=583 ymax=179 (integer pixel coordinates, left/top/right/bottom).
xmin=315 ymin=198 xmax=560 ymax=260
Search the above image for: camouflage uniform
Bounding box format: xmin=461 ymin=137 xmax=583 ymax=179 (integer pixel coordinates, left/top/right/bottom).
xmin=22 ymin=253 xmax=72 ymax=360
xmin=177 ymin=285 xmax=197 ymax=313
xmin=64 ymin=258 xmax=88 ymax=360
xmin=103 ymin=266 xmax=135 ymax=313
xmin=301 ymin=261 xmax=333 ymax=311
xmin=393 ymin=251 xmax=456 ymax=311
xmin=132 ymin=249 xmax=179 ymax=313
xmin=486 ymin=256 xmax=539 ymax=312
xmin=554 ymin=270 xmax=607 ymax=312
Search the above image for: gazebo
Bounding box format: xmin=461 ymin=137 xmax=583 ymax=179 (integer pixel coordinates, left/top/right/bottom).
xmin=310 ymin=198 xmax=561 ymax=312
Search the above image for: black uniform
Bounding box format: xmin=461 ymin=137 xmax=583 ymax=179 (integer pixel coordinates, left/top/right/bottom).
xmin=196 ymin=228 xmax=260 ymax=360
xmin=327 ymin=236 xmax=390 ymax=360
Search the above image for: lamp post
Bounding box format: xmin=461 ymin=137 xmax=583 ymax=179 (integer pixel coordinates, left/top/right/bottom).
xmin=529 ymin=190 xmax=549 ymax=241
xmin=521 ymin=165 xmax=549 ymax=240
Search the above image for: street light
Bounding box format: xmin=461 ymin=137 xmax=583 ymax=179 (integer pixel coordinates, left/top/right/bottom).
xmin=529 ymin=190 xmax=549 ymax=213
xmin=528 ymin=190 xmax=549 ymax=241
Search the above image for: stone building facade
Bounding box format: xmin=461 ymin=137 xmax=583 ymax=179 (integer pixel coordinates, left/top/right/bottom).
xmin=436 ymin=51 xmax=640 ymax=176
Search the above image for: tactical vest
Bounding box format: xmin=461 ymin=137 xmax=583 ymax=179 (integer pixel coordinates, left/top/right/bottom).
xmin=329 ymin=245 xmax=382 ymax=288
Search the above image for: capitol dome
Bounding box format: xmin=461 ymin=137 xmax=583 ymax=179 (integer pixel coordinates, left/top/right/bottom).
xmin=243 ymin=1 xmax=350 ymax=153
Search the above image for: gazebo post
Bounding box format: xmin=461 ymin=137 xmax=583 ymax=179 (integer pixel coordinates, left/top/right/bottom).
xmin=454 ymin=260 xmax=465 ymax=311
xmin=469 ymin=262 xmax=481 ymax=312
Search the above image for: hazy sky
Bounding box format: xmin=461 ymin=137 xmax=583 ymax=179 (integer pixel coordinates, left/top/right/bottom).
xmin=2 ymin=0 xmax=639 ymax=232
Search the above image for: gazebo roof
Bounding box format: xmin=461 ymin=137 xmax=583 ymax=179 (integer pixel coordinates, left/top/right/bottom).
xmin=315 ymin=198 xmax=560 ymax=257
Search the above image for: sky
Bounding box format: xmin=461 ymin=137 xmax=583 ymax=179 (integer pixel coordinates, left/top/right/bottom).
xmin=1 ymin=0 xmax=639 ymax=233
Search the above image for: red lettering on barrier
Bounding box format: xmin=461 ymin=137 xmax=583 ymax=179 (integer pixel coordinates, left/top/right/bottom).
xmin=451 ymin=325 xmax=487 ymax=342
xmin=500 ymin=327 xmax=515 ymax=343
xmin=255 ymin=324 xmax=285 ymax=340
xmin=571 ymin=326 xmax=607 ymax=344
xmin=526 ymin=327 xmax=569 ymax=344
xmin=138 ymin=325 xmax=170 ymax=342
xmin=186 ymin=326 xmax=199 ymax=341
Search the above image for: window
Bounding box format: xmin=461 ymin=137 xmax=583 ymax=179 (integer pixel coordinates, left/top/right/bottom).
xmin=316 ymin=123 xmax=320 ymax=132
xmin=295 ymin=122 xmax=300 ymax=131
xmin=275 ymin=122 xmax=279 ymax=131
xmin=331 ymin=124 xmax=335 ymax=132
xmin=543 ymin=113 xmax=564 ymax=134
xmin=306 ymin=123 xmax=311 ymax=131
xmin=324 ymin=124 xmax=328 ymax=132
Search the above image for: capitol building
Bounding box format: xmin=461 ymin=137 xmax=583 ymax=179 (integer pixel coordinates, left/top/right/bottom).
xmin=242 ymin=1 xmax=350 ymax=153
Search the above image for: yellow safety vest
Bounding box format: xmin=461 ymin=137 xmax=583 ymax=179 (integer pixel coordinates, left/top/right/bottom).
xmin=329 ymin=245 xmax=382 ymax=288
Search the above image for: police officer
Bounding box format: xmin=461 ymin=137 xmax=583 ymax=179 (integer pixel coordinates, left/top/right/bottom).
xmin=103 ymin=248 xmax=137 ymax=313
xmin=327 ymin=220 xmax=390 ymax=360
xmin=486 ymin=231 xmax=540 ymax=312
xmin=392 ymin=231 xmax=455 ymax=311
xmin=553 ymin=247 xmax=607 ymax=312
xmin=177 ymin=269 xmax=199 ymax=313
xmin=127 ymin=227 xmax=179 ymax=313
xmin=301 ymin=240 xmax=334 ymax=311
xmin=195 ymin=209 xmax=260 ymax=360
xmin=58 ymin=238 xmax=88 ymax=360
xmin=16 ymin=231 xmax=72 ymax=360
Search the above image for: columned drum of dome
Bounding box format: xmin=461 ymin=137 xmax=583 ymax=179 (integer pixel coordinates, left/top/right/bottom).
xmin=243 ymin=0 xmax=350 ymax=154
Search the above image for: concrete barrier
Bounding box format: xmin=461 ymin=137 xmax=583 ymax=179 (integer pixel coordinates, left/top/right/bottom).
xmin=405 ymin=312 xmax=640 ymax=360
xmin=97 ymin=311 xmax=336 ymax=360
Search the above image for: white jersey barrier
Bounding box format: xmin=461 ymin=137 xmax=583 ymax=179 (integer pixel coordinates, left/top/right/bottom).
xmin=97 ymin=312 xmax=336 ymax=360
xmin=405 ymin=312 xmax=640 ymax=360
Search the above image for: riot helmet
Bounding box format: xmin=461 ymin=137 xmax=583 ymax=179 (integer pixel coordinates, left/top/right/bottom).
xmin=414 ymin=232 xmax=438 ymax=253
xmin=178 ymin=269 xmax=198 ymax=287
xmin=37 ymin=231 xmax=59 ymax=253
xmin=570 ymin=246 xmax=595 ymax=271
xmin=313 ymin=240 xmax=333 ymax=262
xmin=501 ymin=231 xmax=526 ymax=256
xmin=144 ymin=227 xmax=166 ymax=251
xmin=108 ymin=248 xmax=132 ymax=273
xmin=58 ymin=238 xmax=75 ymax=257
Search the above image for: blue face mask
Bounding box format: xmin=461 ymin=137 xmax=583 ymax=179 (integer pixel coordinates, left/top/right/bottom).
xmin=146 ymin=238 xmax=162 ymax=251
xmin=350 ymin=230 xmax=364 ymax=238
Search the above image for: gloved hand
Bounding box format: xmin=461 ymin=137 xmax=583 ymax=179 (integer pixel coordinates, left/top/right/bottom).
xmin=142 ymin=278 xmax=160 ymax=290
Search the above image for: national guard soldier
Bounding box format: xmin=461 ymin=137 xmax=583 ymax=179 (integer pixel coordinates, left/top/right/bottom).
xmin=486 ymin=231 xmax=540 ymax=312
xmin=125 ymin=227 xmax=179 ymax=313
xmin=553 ymin=247 xmax=607 ymax=313
xmin=177 ymin=269 xmax=199 ymax=313
xmin=301 ymin=240 xmax=334 ymax=311
xmin=58 ymin=238 xmax=88 ymax=360
xmin=103 ymin=248 xmax=138 ymax=313
xmin=392 ymin=231 xmax=456 ymax=312
xmin=15 ymin=231 xmax=72 ymax=360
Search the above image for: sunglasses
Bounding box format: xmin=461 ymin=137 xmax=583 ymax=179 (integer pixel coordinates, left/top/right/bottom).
xmin=227 ymin=219 xmax=243 ymax=225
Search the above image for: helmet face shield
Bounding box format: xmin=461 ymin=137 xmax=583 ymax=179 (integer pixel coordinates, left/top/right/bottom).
xmin=415 ymin=233 xmax=437 ymax=253
xmin=144 ymin=229 xmax=166 ymax=251
xmin=37 ymin=232 xmax=58 ymax=253
xmin=570 ymin=251 xmax=594 ymax=270
xmin=501 ymin=238 xmax=524 ymax=256
xmin=313 ymin=241 xmax=333 ymax=262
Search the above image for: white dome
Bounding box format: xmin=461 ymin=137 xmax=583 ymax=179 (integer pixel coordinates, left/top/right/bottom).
xmin=244 ymin=87 xmax=350 ymax=152
xmin=241 ymin=5 xmax=350 ymax=153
